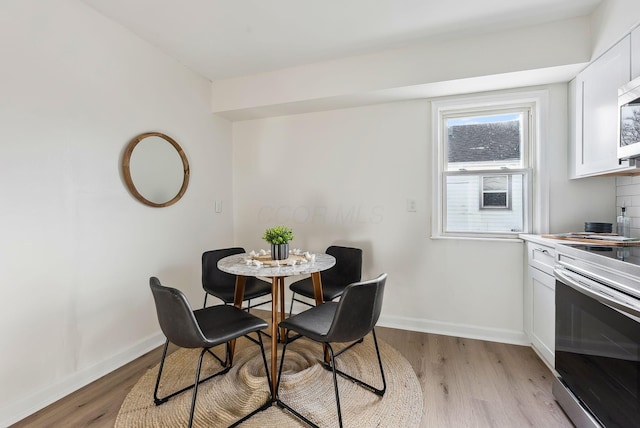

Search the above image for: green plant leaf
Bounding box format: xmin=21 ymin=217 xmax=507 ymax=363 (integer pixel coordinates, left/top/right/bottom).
xmin=262 ymin=225 xmax=294 ymax=244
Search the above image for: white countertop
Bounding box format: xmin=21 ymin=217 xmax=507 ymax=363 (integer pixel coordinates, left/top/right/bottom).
xmin=519 ymin=233 xmax=565 ymax=247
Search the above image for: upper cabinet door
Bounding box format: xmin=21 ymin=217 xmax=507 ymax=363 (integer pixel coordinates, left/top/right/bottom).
xmin=632 ymin=27 xmax=640 ymax=80
xmin=574 ymin=35 xmax=631 ymax=178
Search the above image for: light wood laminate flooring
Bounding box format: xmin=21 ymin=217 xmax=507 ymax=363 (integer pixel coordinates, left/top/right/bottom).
xmin=12 ymin=314 xmax=572 ymax=427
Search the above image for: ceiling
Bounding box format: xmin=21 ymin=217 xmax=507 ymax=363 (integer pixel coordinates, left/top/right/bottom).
xmin=82 ymin=0 xmax=602 ymax=82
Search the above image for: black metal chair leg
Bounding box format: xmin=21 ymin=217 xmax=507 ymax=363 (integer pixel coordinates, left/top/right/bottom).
xmin=276 ymin=332 xmax=326 ymax=428
xmin=188 ymin=349 xmax=207 ymax=428
xmin=327 ymin=343 xmax=344 ymax=428
xmin=275 ymin=330 xmax=289 ymax=395
xmin=288 ymin=292 xmax=296 ymax=317
xmin=333 ymin=337 xmax=364 ymax=358
xmin=277 ymin=340 xmax=346 ymax=427
xmin=276 ymin=333 xmax=384 ymax=427
xmin=229 ymin=332 xmax=273 ymax=427
xmin=371 ymin=328 xmax=387 ymax=395
xmin=203 ymin=293 xmax=208 ymax=308
xmin=289 ymin=292 xmax=316 ymax=317
xmin=322 ymin=329 xmax=386 ymax=397
xmin=257 ymin=332 xmax=273 ymax=398
xmin=153 ymin=340 xmax=170 ymax=405
xmin=153 ymin=343 xmax=231 ymax=406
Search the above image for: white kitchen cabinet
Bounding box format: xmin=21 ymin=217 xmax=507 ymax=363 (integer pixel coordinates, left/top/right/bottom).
xmin=573 ymin=35 xmax=632 ymax=178
xmin=524 ymin=240 xmax=556 ymax=368
xmin=633 ymin=26 xmax=640 ymax=80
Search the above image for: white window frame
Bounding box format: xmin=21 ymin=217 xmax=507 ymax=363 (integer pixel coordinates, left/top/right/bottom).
xmin=431 ymin=90 xmax=549 ymax=240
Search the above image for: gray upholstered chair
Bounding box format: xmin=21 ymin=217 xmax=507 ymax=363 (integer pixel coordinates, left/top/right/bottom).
xmin=288 ymin=245 xmax=362 ymax=316
xmin=276 ymin=273 xmax=387 ymax=428
xmin=149 ymin=276 xmax=271 ymax=428
xmin=202 ymin=247 xmax=272 ymax=311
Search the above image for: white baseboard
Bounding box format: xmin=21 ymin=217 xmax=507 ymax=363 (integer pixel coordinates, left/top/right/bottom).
xmin=2 ymin=332 xmax=165 ymax=427
xmin=377 ymin=314 xmax=529 ymax=346
xmin=530 ymin=342 xmax=556 ymax=373
xmin=287 ymin=297 xmax=529 ymax=346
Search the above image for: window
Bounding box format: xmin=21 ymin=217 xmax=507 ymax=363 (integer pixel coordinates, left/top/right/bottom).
xmin=480 ymin=175 xmax=511 ymax=209
xmin=432 ymin=92 xmax=545 ymax=239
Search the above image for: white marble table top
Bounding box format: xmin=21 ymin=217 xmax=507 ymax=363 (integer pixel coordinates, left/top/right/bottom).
xmin=217 ymin=252 xmax=335 ymax=277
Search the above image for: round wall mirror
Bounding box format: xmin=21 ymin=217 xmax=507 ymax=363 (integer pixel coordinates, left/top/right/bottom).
xmin=122 ymin=132 xmax=190 ymax=207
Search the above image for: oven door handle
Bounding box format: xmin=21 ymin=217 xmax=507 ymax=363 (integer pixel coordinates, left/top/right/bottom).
xmin=554 ymin=267 xmax=640 ymax=321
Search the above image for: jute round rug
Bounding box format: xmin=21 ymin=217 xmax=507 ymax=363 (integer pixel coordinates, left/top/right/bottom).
xmin=116 ymin=335 xmax=422 ymax=427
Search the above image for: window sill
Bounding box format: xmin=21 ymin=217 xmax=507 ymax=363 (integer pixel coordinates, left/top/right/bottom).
xmin=430 ymin=235 xmax=524 ymax=243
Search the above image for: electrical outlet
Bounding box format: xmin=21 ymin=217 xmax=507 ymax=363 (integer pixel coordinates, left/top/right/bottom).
xmin=406 ymin=199 xmax=416 ymax=212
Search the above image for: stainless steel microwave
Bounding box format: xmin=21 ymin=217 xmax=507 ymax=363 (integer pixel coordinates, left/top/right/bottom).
xmin=618 ymin=75 xmax=640 ymax=160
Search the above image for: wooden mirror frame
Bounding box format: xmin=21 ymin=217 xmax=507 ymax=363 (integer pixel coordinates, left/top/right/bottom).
xmin=122 ymin=132 xmax=190 ymax=207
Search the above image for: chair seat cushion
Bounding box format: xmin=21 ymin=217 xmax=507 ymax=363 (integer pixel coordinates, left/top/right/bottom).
xmin=210 ymin=277 xmax=272 ymax=303
xmin=290 ymin=277 xmax=346 ymax=301
xmin=194 ymin=305 xmax=268 ymax=347
xmin=279 ymin=302 xmax=338 ymax=343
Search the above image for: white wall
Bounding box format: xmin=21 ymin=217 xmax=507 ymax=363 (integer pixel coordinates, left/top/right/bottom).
xmin=212 ymin=17 xmax=591 ymax=120
xmin=0 ymin=1 xmax=233 ymax=425
xmin=232 ymin=84 xmax=611 ymax=344
xmin=591 ymin=0 xmax=640 ymax=59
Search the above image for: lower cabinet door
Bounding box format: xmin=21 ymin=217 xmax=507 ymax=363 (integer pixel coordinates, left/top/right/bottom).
xmin=530 ymin=267 xmax=555 ymax=367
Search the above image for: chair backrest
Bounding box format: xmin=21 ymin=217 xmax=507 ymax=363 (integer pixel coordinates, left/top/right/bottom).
xmin=323 ymin=245 xmax=363 ymax=286
xmin=149 ymin=277 xmax=207 ymax=349
xmin=325 ymin=273 xmax=387 ymax=343
xmin=202 ymin=247 xmax=245 ymax=294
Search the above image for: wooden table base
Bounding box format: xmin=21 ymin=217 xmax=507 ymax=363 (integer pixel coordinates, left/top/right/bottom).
xmin=230 ymin=271 xmax=325 ymax=402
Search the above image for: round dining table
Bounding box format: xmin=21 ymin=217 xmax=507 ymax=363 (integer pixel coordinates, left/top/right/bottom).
xmin=217 ymin=251 xmax=336 ymax=398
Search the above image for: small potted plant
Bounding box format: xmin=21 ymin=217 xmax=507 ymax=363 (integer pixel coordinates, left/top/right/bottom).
xmin=262 ymin=225 xmax=294 ymax=260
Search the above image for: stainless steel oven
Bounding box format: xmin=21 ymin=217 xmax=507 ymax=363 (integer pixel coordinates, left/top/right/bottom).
xmin=554 ymin=244 xmax=640 ymax=428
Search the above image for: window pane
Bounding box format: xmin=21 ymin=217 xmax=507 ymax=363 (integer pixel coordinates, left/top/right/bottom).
xmin=445 ymin=173 xmax=524 ymax=233
xmin=446 ymin=113 xmax=523 ymax=170
xmin=482 ymin=175 xmax=507 ymax=191
xmin=483 ymin=192 xmax=507 ymax=207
